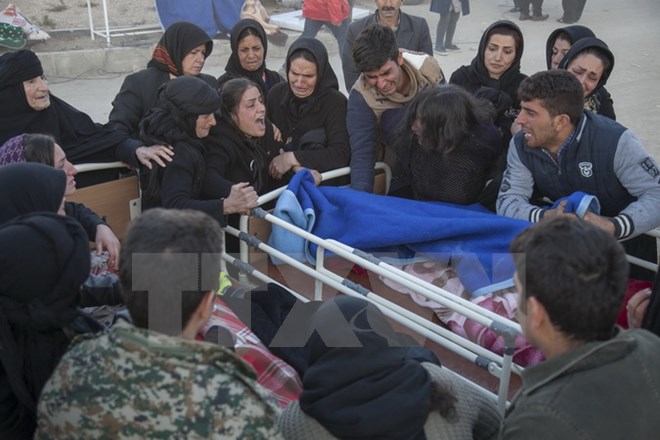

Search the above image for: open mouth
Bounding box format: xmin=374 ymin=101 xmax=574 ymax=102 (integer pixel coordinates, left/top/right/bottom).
xmin=256 ymin=116 xmax=266 ymax=130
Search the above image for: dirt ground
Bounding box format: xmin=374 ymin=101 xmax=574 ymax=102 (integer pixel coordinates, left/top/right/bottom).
xmin=9 ymin=0 xmax=378 ymax=52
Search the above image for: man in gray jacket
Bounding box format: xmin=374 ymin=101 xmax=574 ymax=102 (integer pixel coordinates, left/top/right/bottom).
xmin=497 ymin=69 xmax=660 ymax=278
xmin=341 ymin=0 xmax=433 ymax=91
xmin=502 ymin=217 xmax=660 ymax=439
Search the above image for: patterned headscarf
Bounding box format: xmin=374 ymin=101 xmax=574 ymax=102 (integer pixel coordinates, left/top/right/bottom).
xmin=147 ymin=22 xmax=213 ymax=76
xmin=0 ymin=134 xmax=26 ymax=165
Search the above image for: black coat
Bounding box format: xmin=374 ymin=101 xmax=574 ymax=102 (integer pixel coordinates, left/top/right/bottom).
xmin=109 ymin=67 xmax=218 ymax=139
xmin=64 ymin=201 xmax=105 ymax=242
xmin=202 ymin=119 xmax=281 ymax=199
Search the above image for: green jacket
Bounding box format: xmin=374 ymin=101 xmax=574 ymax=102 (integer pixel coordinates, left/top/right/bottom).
xmin=35 ymin=319 xmax=283 ymax=439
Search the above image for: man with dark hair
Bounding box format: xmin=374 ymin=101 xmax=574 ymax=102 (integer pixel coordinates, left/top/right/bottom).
xmin=502 ymin=217 xmax=660 ymax=438
xmin=35 ymin=209 xmax=282 ymax=439
xmin=348 ymin=23 xmax=444 ymax=194
xmin=497 ymin=70 xmax=660 ymax=278
xmin=341 ymin=0 xmax=433 ymax=91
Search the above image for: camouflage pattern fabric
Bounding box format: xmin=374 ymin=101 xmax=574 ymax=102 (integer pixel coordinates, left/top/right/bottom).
xmin=35 ymin=319 xmax=283 ymax=439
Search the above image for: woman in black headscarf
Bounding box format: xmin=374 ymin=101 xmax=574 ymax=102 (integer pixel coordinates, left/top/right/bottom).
xmin=109 ymin=21 xmax=218 ymax=140
xmin=559 ymin=36 xmax=616 ymax=120
xmin=0 ymin=162 xmax=92 ymax=438
xmin=140 ymin=75 xmax=258 ymax=224
xmin=545 ymin=25 xmax=595 ymax=71
xmin=0 ymin=162 xmax=66 ymax=225
xmin=266 ymin=37 xmax=350 ymax=185
xmin=450 ymin=20 xmax=527 ymax=142
xmin=0 ymin=213 xmax=91 ymax=439
xmin=0 ymin=50 xmax=171 ymax=181
xmin=217 ymin=19 xmax=284 ymax=96
xmin=277 ymin=296 xmax=501 ymax=439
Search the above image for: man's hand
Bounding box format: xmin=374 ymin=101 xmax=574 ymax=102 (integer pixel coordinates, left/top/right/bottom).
xmin=223 ymin=182 xmax=259 ymax=215
xmin=135 ymin=145 xmax=174 ymax=170
xmin=542 ymin=200 xmax=573 ymax=220
xmin=95 ymin=224 xmax=121 ymax=269
xmin=583 ymin=211 xmax=616 ymax=236
xmin=627 ymin=288 xmax=652 ymax=328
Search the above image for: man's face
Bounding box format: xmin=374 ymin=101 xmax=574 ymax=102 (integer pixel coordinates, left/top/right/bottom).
xmin=363 ymin=57 xmax=402 ymax=96
xmin=515 ymin=98 xmax=560 ymax=148
xmin=375 ymin=0 xmax=403 ymax=20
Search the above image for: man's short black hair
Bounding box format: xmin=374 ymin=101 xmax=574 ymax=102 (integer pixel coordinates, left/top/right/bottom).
xmin=352 ymin=24 xmax=399 ymax=74
xmin=119 ymin=208 xmax=224 ymax=335
xmin=518 ymin=70 xmax=584 ymax=125
xmin=511 ymin=217 xmax=628 ymax=342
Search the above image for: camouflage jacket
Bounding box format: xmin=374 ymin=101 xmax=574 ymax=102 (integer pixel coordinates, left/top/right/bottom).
xmin=35 ymin=319 xmax=283 ymax=439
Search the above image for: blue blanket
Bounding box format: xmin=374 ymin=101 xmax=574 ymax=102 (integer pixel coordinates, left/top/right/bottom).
xmin=156 ymin=0 xmax=241 ymax=38
xmin=268 ymin=170 xmax=532 ymax=296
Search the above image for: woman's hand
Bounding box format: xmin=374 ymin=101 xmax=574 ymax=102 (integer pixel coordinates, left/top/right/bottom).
xmin=223 ymin=182 xmax=259 ymax=215
xmin=95 ymin=224 xmax=121 ymax=270
xmin=269 ymin=150 xmax=298 ymax=179
xmin=272 ymin=124 xmax=282 ymax=142
xmin=135 ymin=144 xmax=174 ymax=170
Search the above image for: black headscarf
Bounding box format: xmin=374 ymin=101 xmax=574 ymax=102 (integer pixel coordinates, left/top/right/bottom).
xmin=147 ymin=21 xmax=213 ymax=76
xmin=140 ymin=75 xmax=221 ymax=203
xmin=559 ymin=36 xmax=615 ymax=98
xmin=218 ymin=19 xmax=282 ymax=95
xmin=545 ymin=25 xmax=595 ymax=69
xmin=283 ymin=37 xmax=339 ymax=123
xmin=0 ymin=213 xmax=90 ymax=437
xmin=0 ymin=162 xmax=66 ymax=225
xmin=0 ymin=50 xmax=130 ymax=164
xmin=300 ymin=296 xmax=433 ymax=440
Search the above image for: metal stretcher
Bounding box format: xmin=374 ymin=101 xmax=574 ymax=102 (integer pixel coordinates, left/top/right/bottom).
xmin=74 ymin=161 xmax=659 ymax=415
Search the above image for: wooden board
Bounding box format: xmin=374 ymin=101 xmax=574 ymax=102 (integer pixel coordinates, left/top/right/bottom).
xmin=67 ymin=175 xmax=140 ymax=240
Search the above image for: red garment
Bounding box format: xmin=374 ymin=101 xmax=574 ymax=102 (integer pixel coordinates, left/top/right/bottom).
xmin=616 ymin=278 xmax=653 ymax=328
xmin=198 ymin=297 xmax=303 ymax=407
xmin=302 ymin=0 xmax=349 ymax=25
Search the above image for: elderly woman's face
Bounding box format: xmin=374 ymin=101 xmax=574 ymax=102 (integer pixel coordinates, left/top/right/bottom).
xmin=181 ymin=43 xmax=207 ymax=76
xmin=231 ymin=86 xmax=266 ymax=138
xmin=288 ymin=57 xmax=318 ymax=99
xmin=195 ymin=113 xmax=216 ymax=138
xmin=237 ymin=34 xmax=264 ymax=72
xmin=23 ymin=75 xmax=50 ymax=111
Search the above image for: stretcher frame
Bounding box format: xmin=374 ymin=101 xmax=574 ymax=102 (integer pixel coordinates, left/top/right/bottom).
xmin=74 ymin=161 xmax=659 ymax=415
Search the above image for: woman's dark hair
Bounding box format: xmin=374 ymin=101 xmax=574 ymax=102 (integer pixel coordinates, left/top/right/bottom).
xmin=403 ymin=85 xmax=495 ymax=154
xmin=220 ymin=77 xmax=262 ymax=134
xmin=22 ymin=133 xmax=56 ymax=166
xmin=288 ymin=48 xmax=317 ymax=67
xmin=568 ymin=46 xmax=612 ymax=73
xmin=238 ymin=26 xmax=262 ymax=44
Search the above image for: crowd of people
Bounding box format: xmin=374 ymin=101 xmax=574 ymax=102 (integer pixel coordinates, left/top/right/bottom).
xmin=1 ymin=0 xmax=660 ymax=438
